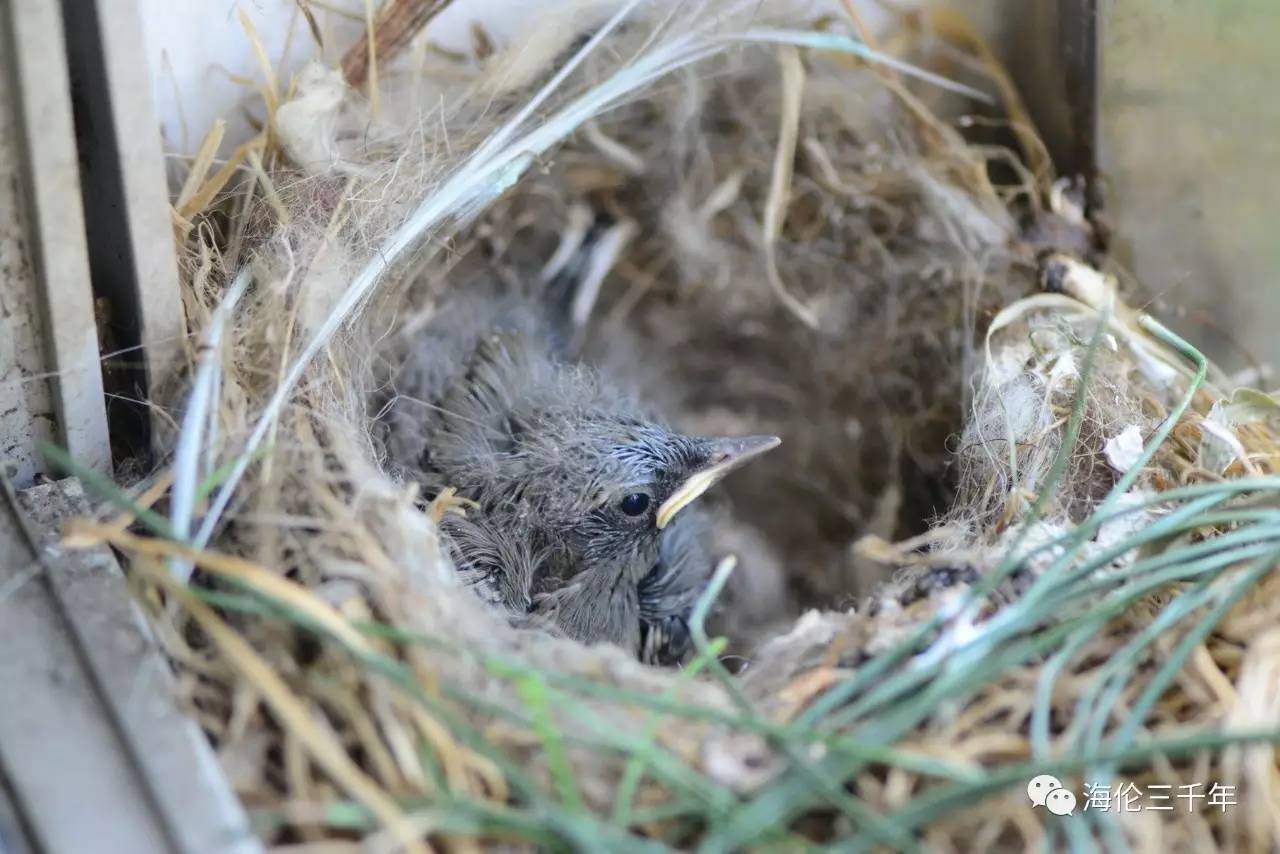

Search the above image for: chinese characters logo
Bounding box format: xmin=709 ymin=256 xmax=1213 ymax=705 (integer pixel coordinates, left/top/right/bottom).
xmin=1028 ymin=776 xmax=1235 ymax=815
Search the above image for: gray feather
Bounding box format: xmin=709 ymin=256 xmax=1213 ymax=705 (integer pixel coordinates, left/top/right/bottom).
xmin=377 ymin=264 xmax=744 ymax=665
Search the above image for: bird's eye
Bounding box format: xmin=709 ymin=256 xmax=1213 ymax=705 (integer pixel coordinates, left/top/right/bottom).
xmin=619 ymin=492 xmax=651 ymax=517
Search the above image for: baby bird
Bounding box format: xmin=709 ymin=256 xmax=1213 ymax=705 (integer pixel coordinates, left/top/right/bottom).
xmin=379 ymin=267 xmax=776 ymax=664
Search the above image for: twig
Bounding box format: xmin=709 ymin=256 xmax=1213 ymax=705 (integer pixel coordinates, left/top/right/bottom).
xmin=342 ymin=0 xmax=454 ymax=90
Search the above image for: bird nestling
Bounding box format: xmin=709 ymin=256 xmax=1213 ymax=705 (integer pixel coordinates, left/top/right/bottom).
xmin=378 ymin=241 xmax=777 ymax=665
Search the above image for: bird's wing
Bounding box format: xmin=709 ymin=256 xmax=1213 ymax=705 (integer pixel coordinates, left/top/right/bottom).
xmin=439 ymin=513 xmax=538 ymax=616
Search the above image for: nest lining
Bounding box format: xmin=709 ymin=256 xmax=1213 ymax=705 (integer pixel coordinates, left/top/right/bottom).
xmin=71 ymin=3 xmax=1280 ymax=850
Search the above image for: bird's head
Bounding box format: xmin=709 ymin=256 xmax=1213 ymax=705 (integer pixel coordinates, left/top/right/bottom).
xmin=519 ymin=421 xmax=777 ymax=651
xmin=524 ymin=420 xmax=779 ymax=582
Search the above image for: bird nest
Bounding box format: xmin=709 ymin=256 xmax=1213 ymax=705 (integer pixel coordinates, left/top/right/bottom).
xmin=70 ymin=2 xmax=1280 ymax=850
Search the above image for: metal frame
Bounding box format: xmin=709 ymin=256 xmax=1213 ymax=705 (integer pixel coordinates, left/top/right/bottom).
xmin=1 ymin=0 xmax=112 ymax=484
xmin=1000 ymin=0 xmax=1099 ymax=184
xmin=61 ymin=0 xmax=184 ymax=455
xmin=0 ymin=477 xmax=258 ymax=854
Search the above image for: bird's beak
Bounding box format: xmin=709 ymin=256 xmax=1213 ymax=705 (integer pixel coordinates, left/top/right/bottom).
xmin=655 ymin=435 xmax=780 ymax=529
